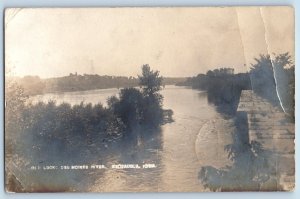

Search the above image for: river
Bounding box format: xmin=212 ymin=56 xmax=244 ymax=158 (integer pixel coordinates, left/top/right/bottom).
xmin=29 ymin=85 xmax=234 ymax=192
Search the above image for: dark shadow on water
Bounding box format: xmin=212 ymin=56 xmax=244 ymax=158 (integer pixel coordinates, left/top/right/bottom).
xmin=198 ymin=112 xmax=282 ymax=191
xmin=96 ymin=125 xmax=165 ymax=192
xmin=206 ymin=85 xmax=242 ymax=117
xmin=13 ymin=124 xmax=166 ymax=192
xmin=119 ymin=126 xmax=163 ymax=155
xmin=118 ymin=109 xmax=173 ymax=154
xmin=162 ymin=109 xmax=175 ymax=124
xmin=204 ymin=74 xmax=251 ymax=117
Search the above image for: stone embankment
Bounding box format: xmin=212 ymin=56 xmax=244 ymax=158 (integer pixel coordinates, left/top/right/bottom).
xmin=237 ymin=90 xmax=295 ymax=191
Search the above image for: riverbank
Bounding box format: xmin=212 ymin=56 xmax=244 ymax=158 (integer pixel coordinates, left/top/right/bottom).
xmin=198 ymin=90 xmax=295 ymax=191
xmin=237 ymin=90 xmax=295 ymax=191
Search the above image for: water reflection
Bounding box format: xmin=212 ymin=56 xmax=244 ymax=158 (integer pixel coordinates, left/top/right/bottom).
xmin=206 ymin=89 xmax=240 ymax=117
xmin=198 ymin=91 xmax=208 ymax=100
xmin=89 ymin=126 xmax=164 ymax=192
xmin=19 ymin=126 xmax=165 ymax=192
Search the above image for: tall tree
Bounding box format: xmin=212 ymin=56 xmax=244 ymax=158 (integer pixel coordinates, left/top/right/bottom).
xmin=138 ymin=64 xmax=164 ymax=126
xmin=138 ymin=64 xmax=163 ymax=97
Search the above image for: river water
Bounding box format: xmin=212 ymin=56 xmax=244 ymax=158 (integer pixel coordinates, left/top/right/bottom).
xmin=29 ymin=85 xmax=234 ymax=192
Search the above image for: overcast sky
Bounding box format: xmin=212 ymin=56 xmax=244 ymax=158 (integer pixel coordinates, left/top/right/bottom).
xmin=5 ymin=7 xmax=294 ymax=78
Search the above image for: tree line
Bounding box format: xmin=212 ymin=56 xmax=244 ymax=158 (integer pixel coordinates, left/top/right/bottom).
xmin=9 ymin=73 xmax=185 ymax=96
xmin=177 ymin=52 xmax=294 ymax=119
xmin=177 ymin=68 xmax=251 ymax=116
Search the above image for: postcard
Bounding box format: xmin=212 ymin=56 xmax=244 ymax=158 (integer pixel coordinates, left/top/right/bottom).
xmin=4 ymin=7 xmax=294 ymax=192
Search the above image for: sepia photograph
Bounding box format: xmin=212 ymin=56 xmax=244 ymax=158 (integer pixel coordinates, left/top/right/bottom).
xmin=4 ymin=7 xmax=295 ymax=192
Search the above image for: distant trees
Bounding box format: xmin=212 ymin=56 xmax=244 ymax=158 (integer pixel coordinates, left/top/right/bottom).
xmin=177 ymin=67 xmax=240 ymax=90
xmin=10 ymin=72 xmax=184 ymax=96
xmin=176 ymin=68 xmax=251 ymax=116
xmin=47 ymin=75 xmax=139 ymax=93
xmin=206 ymin=68 xmax=234 ymax=77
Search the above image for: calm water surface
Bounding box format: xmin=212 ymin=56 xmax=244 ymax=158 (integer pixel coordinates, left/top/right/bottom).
xmin=30 ymin=86 xmax=233 ymax=192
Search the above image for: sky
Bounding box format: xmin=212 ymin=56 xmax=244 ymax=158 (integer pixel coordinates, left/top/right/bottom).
xmin=5 ymin=7 xmax=294 ymax=78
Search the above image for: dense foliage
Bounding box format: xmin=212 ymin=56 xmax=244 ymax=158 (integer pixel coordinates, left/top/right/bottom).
xmin=109 ymin=64 xmax=164 ymax=131
xmin=5 ymin=65 xmax=169 ymax=165
xmin=177 ymin=68 xmax=251 ymax=116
